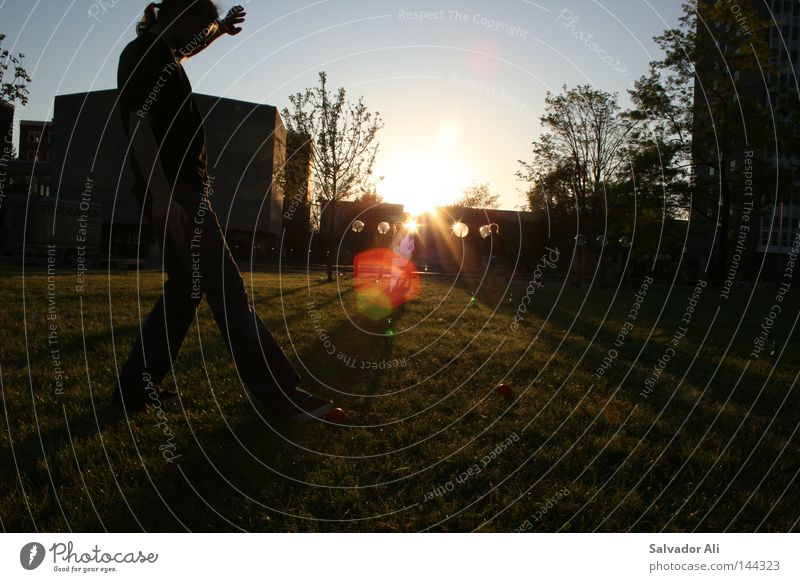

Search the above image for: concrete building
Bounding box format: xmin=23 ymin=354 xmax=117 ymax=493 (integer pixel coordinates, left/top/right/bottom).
xmin=0 ymin=114 xmax=54 ymax=200
xmin=2 ymin=159 xmax=52 ymax=198
xmin=18 ymin=119 xmax=53 ymax=162
xmin=331 ymin=200 xmax=405 ymax=261
xmin=53 ymin=89 xmax=287 ymax=260
xmin=691 ymin=0 xmax=800 ymax=282
xmin=0 ymin=112 xmax=53 ymax=201
xmin=281 ymin=130 xmax=314 ymax=260
xmin=325 ymin=200 xmax=544 ymax=274
xmin=0 ymin=100 xmax=13 ymax=214
xmin=415 ymin=207 xmax=544 ymax=274
xmin=756 ymin=0 xmax=800 ymax=276
xmin=0 ymin=100 xmax=13 ymax=154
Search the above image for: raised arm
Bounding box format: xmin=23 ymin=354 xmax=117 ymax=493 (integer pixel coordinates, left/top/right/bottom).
xmin=178 ymin=5 xmax=246 ymax=61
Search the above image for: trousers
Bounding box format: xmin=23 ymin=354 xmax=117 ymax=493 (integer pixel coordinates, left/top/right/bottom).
xmin=118 ymin=184 xmax=301 ymax=409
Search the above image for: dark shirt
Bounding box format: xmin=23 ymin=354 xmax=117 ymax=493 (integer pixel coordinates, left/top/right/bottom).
xmin=117 ymin=30 xmax=208 ymax=202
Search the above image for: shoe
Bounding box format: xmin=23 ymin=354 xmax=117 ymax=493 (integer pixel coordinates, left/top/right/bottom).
xmin=270 ymin=389 xmax=347 ymax=423
xmin=112 ymin=384 xmax=179 ymax=413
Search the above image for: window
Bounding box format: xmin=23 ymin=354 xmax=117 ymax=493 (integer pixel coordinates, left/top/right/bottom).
xmin=27 ymin=131 xmax=40 ymax=144
xmin=47 ymin=132 xmax=52 ymax=144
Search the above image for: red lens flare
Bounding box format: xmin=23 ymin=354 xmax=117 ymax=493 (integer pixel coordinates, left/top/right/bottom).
xmin=354 ymin=248 xmax=420 ymax=320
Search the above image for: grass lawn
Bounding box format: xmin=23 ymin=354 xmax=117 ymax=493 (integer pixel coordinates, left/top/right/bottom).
xmin=1 ymin=267 xmax=798 ymax=532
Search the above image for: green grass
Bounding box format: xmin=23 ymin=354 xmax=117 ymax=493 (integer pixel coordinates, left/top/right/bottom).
xmin=1 ymin=268 xmax=798 ymax=532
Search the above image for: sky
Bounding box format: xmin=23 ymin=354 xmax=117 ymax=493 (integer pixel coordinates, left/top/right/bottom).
xmin=0 ymin=0 xmax=684 ymax=214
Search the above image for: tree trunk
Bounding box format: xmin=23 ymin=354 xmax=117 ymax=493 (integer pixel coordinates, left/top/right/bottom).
xmin=326 ymin=200 xmax=336 ymax=282
xmin=714 ymin=162 xmax=730 ymax=285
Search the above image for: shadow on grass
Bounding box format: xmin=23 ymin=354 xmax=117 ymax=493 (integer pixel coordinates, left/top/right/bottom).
xmin=3 ymin=275 xmax=800 ymax=532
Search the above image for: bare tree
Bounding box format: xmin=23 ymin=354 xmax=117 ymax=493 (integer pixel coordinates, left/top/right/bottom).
xmin=282 ymin=72 xmax=383 ymax=281
xmin=518 ymin=85 xmax=633 ymax=227
xmin=453 ymin=182 xmax=501 ymax=209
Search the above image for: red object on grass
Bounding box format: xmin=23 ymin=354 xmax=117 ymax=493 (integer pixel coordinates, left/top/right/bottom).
xmin=495 ymin=384 xmax=514 ymax=398
xmin=322 ymin=407 xmax=348 ymax=423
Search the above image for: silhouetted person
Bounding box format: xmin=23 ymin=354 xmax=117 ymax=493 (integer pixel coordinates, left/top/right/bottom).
xmin=114 ymin=0 xmax=343 ymax=421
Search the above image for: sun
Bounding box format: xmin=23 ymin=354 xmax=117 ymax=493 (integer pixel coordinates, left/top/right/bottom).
xmin=403 ymin=219 xmax=419 ymax=233
xmin=377 ymin=121 xmax=468 ymax=216
xmin=436 ymin=122 xmax=460 ymax=149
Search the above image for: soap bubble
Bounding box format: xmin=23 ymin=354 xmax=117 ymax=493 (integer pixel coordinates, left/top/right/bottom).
xmin=378 ymin=222 xmax=391 ymax=235
xmin=352 ymin=220 xmax=365 ymax=233
xmin=452 ymin=222 xmax=469 ymax=238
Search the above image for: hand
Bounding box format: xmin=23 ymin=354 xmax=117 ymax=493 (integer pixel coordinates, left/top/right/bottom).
xmin=218 ymin=5 xmax=246 ymax=35
xmin=152 ymin=197 xmax=189 ymax=249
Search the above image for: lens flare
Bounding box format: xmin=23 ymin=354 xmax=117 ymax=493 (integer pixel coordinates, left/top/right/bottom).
xmin=354 ymin=249 xmax=420 ymax=320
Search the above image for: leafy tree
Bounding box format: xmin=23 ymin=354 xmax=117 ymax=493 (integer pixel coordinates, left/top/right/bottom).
xmin=525 ymin=164 xmax=575 ymax=217
xmin=453 ymin=181 xmax=501 ymax=209
xmin=521 ymin=87 xmax=689 ymax=266
xmin=609 ymin=137 xmax=690 ymax=257
xmin=0 ymin=33 xmax=31 ymax=105
xmin=356 ymin=189 xmax=384 ymax=205
xmin=282 ymin=72 xmax=383 ymax=281
xmin=525 ymin=137 xmax=686 ymax=260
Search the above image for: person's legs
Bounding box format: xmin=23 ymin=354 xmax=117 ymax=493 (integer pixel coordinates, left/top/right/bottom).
xmin=182 ymin=190 xmax=313 ymax=413
xmin=117 ymin=227 xmax=202 ymax=400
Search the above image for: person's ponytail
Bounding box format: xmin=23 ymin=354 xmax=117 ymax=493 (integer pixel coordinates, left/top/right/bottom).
xmin=135 ymin=1 xmax=219 ymax=35
xmin=136 ymin=3 xmax=160 ymax=35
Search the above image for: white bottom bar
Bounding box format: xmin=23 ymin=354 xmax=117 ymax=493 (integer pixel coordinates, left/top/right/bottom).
xmin=1 ymin=533 xmax=796 ymax=581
